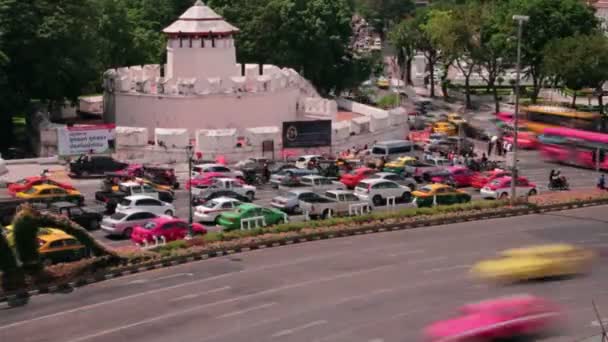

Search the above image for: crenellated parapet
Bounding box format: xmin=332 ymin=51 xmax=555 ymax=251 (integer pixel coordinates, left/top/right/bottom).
xmin=103 ymin=63 xmax=315 ymax=98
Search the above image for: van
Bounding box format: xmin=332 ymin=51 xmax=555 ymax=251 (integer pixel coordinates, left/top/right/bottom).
xmin=371 ymin=140 xmax=415 ymax=159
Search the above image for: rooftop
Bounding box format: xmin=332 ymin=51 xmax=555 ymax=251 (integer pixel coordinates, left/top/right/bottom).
xmin=163 ymin=0 xmax=239 ymax=36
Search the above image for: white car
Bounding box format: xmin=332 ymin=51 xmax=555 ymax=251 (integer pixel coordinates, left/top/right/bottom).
xmin=480 ymin=177 xmax=538 ymax=200
xmin=116 ymin=195 xmax=175 ymax=216
xmin=194 ymin=197 xmax=242 ymax=223
xmin=192 ymin=163 xmax=244 ymax=179
xmin=295 ymin=155 xmax=322 ymax=169
xmin=354 ymin=179 xmax=412 ymax=206
xmin=101 ymin=209 xmax=160 ymax=238
xmin=197 ymin=178 xmax=257 ymax=200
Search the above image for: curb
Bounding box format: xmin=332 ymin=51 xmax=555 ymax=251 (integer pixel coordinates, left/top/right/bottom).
xmin=2 ymin=198 xmax=608 ymax=304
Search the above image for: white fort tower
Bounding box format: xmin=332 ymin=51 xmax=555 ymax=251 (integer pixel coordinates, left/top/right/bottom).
xmin=103 ymin=0 xmax=331 ymax=140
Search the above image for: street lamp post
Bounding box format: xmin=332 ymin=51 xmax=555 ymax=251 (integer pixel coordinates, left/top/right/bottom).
xmin=186 ymin=143 xmax=194 ymax=240
xmin=510 ymin=14 xmax=529 ymax=205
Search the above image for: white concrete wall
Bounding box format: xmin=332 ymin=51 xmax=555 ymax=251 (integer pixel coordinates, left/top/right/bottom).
xmin=155 ymin=128 xmax=189 ymax=148
xmin=166 ymin=37 xmax=237 ymax=81
xmin=116 ymin=126 xmax=148 ymax=147
xmin=337 ymin=98 xmax=388 ymax=118
xmin=115 ymin=87 xmax=299 ymax=140
xmin=196 ymin=129 xmax=237 ymax=151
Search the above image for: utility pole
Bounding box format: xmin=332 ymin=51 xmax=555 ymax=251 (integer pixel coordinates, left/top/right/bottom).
xmin=510 ymin=15 xmax=529 ymax=205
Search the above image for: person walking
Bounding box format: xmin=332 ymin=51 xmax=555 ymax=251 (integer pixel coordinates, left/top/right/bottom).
xmin=496 ymin=137 xmax=503 ymax=156
xmin=598 ymin=173 xmax=606 ymax=190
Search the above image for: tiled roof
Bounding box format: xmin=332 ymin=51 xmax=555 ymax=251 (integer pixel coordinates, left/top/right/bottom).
xmin=163 ymin=0 xmax=239 ymax=36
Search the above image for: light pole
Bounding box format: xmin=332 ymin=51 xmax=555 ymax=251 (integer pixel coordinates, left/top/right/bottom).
xmin=186 ymin=143 xmax=194 ymax=239
xmin=510 ymin=14 xmax=529 ymax=205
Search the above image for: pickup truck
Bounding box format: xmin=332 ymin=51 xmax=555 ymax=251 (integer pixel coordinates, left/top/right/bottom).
xmin=196 ymin=178 xmax=256 ymax=201
xmin=45 ymin=202 xmax=104 ymax=230
xmin=271 ymin=189 xmax=318 ymax=214
xmin=299 ymin=190 xmax=370 ymax=219
xmin=278 ymin=175 xmax=345 ymax=194
xmin=95 ymin=181 xmax=174 ymax=204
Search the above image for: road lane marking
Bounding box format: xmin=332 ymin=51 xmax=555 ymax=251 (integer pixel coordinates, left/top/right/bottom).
xmin=272 ymin=320 xmax=328 ymax=338
xmin=217 ymin=302 xmax=277 ymax=319
xmin=423 ymin=264 xmax=471 ymax=274
xmin=62 ymin=264 xmax=393 ymax=342
xmin=127 ymin=273 xmax=193 ymax=285
xmin=170 ymin=286 xmax=231 ymax=302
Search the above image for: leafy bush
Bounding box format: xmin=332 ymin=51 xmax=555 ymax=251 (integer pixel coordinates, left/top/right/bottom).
xmin=376 ymin=93 xmax=400 ymax=109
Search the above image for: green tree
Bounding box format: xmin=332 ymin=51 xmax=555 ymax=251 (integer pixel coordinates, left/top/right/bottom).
xmin=389 ymin=18 xmax=417 ymax=85
xmin=543 ymin=34 xmax=608 ymax=112
xmin=502 ymin=0 xmax=598 ymax=103
xmin=355 ymin=0 xmax=415 ymax=37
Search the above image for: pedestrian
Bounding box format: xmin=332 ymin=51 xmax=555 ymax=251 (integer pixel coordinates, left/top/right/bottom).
xmin=496 ymin=137 xmax=503 ymax=156
xmin=488 ymin=135 xmax=498 ymax=156
xmin=481 ymin=153 xmax=488 ymax=164
xmin=598 ymin=174 xmax=606 ymax=190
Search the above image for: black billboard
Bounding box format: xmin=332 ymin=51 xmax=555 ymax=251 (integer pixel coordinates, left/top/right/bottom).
xmin=282 ymin=120 xmax=332 ymax=148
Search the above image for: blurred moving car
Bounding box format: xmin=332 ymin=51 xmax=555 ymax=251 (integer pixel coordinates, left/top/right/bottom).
xmin=8 ymin=176 xmax=75 ymax=196
xmin=470 ymin=169 xmax=511 ymax=189
xmin=340 ymin=167 xmax=377 ymax=189
xmin=101 ymin=210 xmax=160 ymax=238
xmin=131 ymin=217 xmax=206 ymax=244
xmin=480 ymin=176 xmax=537 ymax=200
xmin=217 ymin=204 xmax=286 ymax=231
xmin=412 ymin=184 xmax=471 ymax=207
xmin=432 ymin=121 xmax=457 ymax=136
xmin=424 ymin=294 xmax=563 ymax=342
xmin=447 ymin=113 xmax=467 ymax=126
xmin=194 ymin=197 xmax=242 ymax=223
xmin=16 ymin=184 xmax=84 ymax=205
xmin=471 ymin=244 xmax=594 ymax=283
xmin=116 ymin=195 xmax=175 ymax=216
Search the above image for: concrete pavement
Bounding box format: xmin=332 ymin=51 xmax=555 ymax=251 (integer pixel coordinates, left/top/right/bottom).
xmin=1 ymin=205 xmax=608 ymax=341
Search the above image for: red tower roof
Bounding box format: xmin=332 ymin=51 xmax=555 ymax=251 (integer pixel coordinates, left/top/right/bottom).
xmin=163 ymin=0 xmax=239 ymax=37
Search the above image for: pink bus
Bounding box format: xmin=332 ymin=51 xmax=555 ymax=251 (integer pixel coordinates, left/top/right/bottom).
xmin=539 ymin=127 xmax=608 ymax=170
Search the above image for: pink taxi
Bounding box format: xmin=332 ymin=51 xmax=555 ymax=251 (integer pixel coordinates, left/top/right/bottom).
xmin=131 ymin=217 xmax=206 ymax=244
xmin=424 ymin=294 xmax=563 ymax=341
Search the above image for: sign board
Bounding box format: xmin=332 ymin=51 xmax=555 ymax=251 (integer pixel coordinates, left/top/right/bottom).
xmin=57 ymin=124 xmax=116 ymax=156
xmin=282 ymin=120 xmax=332 ymax=148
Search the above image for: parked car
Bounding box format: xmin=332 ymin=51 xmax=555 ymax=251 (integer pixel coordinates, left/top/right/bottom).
xmin=340 ymin=167 xmax=377 ymax=189
xmin=271 ymin=190 xmax=319 ymax=214
xmin=470 ymin=169 xmax=511 ymax=189
xmin=4 ymin=225 xmax=87 ymax=265
xmin=367 ymin=172 xmax=417 ymax=190
xmin=472 ymin=244 xmax=594 ymax=283
xmin=295 ymin=155 xmax=323 ymax=169
xmin=186 ymin=172 xmax=246 ymax=190
xmin=47 ymin=202 xmax=104 ymax=230
xmin=116 ymin=195 xmax=176 ymax=216
xmin=411 ymin=184 xmax=471 ymax=207
xmin=299 ymin=190 xmax=369 ymax=219
xmin=16 ymin=184 xmax=84 ymax=205
xmin=95 ymin=181 xmax=174 ymax=204
xmin=195 ymin=178 xmax=256 ymax=201
xmin=101 ymin=210 xmax=160 ymax=238
xmin=480 ymin=176 xmax=537 ymax=200
xmin=8 ymin=176 xmax=75 ymax=196
xmin=131 ymin=217 xmax=207 ymax=244
xmin=429 ymin=166 xmax=475 ymax=187
xmin=194 ymin=197 xmax=242 ymax=223
xmin=191 ymin=163 xmax=244 ymax=179
xmin=217 ymin=204 xmax=286 ymax=231
xmin=382 ymin=156 xmax=418 ymax=174
xmin=427 ymin=133 xmax=448 ymax=145
xmin=354 ymin=179 xmax=412 ymax=206
xmin=192 ymin=190 xmax=251 ymax=206
xmin=234 ymin=157 xmax=273 ymax=171
xmin=424 ymin=295 xmax=563 ymax=342
xmin=270 ymin=168 xmax=319 ymax=188
xmin=69 ymin=155 xmax=128 ymax=178
xmin=278 ymin=175 xmax=345 ymax=193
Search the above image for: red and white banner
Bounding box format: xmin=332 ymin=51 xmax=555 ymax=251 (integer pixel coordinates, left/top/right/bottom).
xmin=57 ymin=124 xmax=116 ymax=156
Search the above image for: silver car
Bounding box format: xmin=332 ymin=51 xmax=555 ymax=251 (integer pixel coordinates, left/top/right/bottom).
xmin=101 ymin=209 xmax=160 ymax=238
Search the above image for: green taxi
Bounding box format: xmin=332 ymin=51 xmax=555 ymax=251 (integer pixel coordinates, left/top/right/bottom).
xmin=217 ymin=204 xmax=286 ymax=231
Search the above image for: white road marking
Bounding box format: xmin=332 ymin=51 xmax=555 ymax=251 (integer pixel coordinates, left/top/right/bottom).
xmin=423 ymin=264 xmax=471 ymax=274
xmin=170 ymin=286 xmax=231 ymax=302
xmin=217 ymin=302 xmax=277 ymax=319
xmin=387 ymin=249 xmax=424 ymax=257
xmin=62 ymin=265 xmax=392 ymax=342
xmin=127 ymin=272 xmax=193 ymax=285
xmin=272 ymin=320 xmax=328 ymax=338
xmin=590 ymin=318 xmax=608 ymax=327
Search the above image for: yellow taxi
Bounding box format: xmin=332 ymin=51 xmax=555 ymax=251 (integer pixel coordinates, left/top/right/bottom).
xmin=16 ymin=184 xmax=84 ymax=205
xmin=110 ymin=178 xmax=173 ymax=193
xmin=383 ymin=156 xmax=418 ymax=174
xmin=376 ymin=78 xmax=389 ymax=89
xmin=447 ymin=113 xmax=467 ymax=126
xmin=2 ymin=225 xmax=86 ymax=265
xmin=432 ymin=121 xmax=457 ymax=136
xmin=412 ymin=183 xmax=471 ymax=207
xmin=471 ymin=244 xmax=594 ymax=283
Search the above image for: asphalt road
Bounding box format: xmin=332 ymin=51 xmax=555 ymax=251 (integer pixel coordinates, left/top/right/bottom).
xmin=1 ymin=205 xmax=608 ymax=342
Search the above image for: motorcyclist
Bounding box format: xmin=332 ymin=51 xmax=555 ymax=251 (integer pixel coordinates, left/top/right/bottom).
xmin=549 ymin=169 xmax=567 ymax=189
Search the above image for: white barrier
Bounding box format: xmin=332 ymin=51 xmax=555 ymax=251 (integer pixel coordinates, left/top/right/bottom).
xmin=138 ymin=235 xmax=167 ymax=250
xmin=241 ymin=216 xmax=266 ymax=230
xmin=349 ymin=203 xmax=372 ymax=216
xmin=386 ymin=196 xmax=396 ymax=208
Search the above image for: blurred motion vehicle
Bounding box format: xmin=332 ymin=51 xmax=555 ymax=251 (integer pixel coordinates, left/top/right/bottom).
xmin=412 ymin=184 xmax=471 ymax=207
xmin=340 ymin=167 xmax=377 ymax=189
xmin=471 ymin=169 xmax=511 ymax=189
xmin=8 ymin=176 xmax=75 ymax=196
xmin=354 ymin=179 xmax=412 ymax=206
xmin=382 ymin=156 xmax=418 ymax=174
xmin=503 ymin=130 xmax=539 ymax=150
xmin=472 ymin=244 xmax=594 ymax=283
xmin=424 ymin=294 xmax=563 ymax=342
xmin=295 ymin=155 xmax=324 ymax=169
xmin=234 ymin=157 xmax=272 ymax=171
xmin=4 ymin=225 xmax=87 ymax=265
xmin=539 ymin=127 xmax=608 ymax=171
xmin=69 ymin=155 xmax=128 ymax=178
xmin=271 ymin=190 xmax=319 ymax=214
xmin=141 ymin=165 xmax=180 ymax=189
xmin=194 ymin=197 xmax=242 ymax=223
xmin=101 ymin=210 xmax=160 ymax=238
xmin=447 ymin=113 xmax=467 ymax=126
xmin=217 ymin=204 xmax=286 ymax=231
xmin=367 ymin=172 xmax=417 ymax=190
xmin=480 ymin=177 xmax=537 ymax=200
xmin=299 ymin=190 xmax=369 ymax=219
xmin=432 ymin=121 xmax=457 ymax=136
xmin=429 ymin=166 xmax=474 ymax=188
xmin=16 ymin=184 xmax=84 ymax=205
xmin=131 ymin=217 xmax=206 ymax=244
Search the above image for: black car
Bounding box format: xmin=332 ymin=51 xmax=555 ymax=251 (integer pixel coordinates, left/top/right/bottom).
xmin=69 ymin=155 xmax=128 ymax=178
xmin=47 ymin=202 xmax=104 ymax=230
xmin=192 ymin=190 xmax=251 ymax=206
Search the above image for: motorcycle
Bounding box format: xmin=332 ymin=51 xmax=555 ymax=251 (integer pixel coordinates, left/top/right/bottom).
xmin=548 ymin=176 xmax=569 ymax=191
